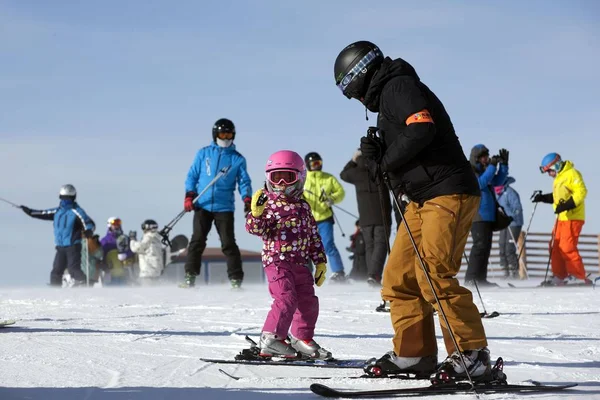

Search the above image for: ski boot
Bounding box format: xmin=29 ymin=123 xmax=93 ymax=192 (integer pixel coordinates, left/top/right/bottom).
xmin=364 ymin=351 xmax=437 ymax=379
xmin=289 ymin=335 xmax=333 ymax=361
xmin=258 ymin=332 xmax=298 ymax=359
xmin=178 ymin=273 xmax=196 ymax=288
xmin=431 ymin=347 xmax=493 ymax=383
xmin=329 ymin=272 xmax=347 ymax=283
xmin=375 ymin=300 xmax=389 ymax=312
xmin=230 ymin=279 xmax=242 ymax=289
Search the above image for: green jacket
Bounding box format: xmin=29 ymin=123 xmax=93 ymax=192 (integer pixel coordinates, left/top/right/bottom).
xmin=303 ymin=171 xmax=345 ymax=222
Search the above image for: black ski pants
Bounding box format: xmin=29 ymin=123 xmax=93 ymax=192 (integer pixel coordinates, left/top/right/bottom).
xmin=184 ymin=208 xmax=244 ymax=281
xmin=50 ymin=243 xmax=86 ymax=286
xmin=465 ymin=221 xmax=494 ymax=283
xmin=361 ymin=224 xmax=389 ymax=281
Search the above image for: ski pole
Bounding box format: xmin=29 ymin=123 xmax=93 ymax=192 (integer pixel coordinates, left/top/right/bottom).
xmin=542 ymin=216 xmax=559 ymax=285
xmin=331 ymin=204 xmax=358 ymax=219
xmin=304 ymin=189 xmax=359 ymax=219
xmin=516 ymin=193 xmax=541 ymax=262
xmin=366 ymin=131 xmax=476 ymax=388
xmin=331 ymin=211 xmax=346 ymax=237
xmin=462 ymin=252 xmax=499 ymax=318
xmin=159 ymin=166 xmax=230 ymax=246
xmin=0 ymin=197 xmax=20 ymax=208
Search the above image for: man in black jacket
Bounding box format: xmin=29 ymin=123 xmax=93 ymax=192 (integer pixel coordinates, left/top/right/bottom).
xmin=340 ymin=149 xmax=391 ymax=286
xmin=334 ymin=41 xmax=491 ymax=381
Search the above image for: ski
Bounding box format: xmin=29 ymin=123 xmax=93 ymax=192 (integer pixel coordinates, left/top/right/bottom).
xmin=218 ymin=368 xmax=427 ymax=381
xmin=0 ymin=320 xmax=16 ymax=328
xmin=201 ymin=357 xmax=371 ymax=369
xmin=200 ymin=335 xmax=374 ymax=369
xmin=309 ymin=381 xmax=578 ymax=398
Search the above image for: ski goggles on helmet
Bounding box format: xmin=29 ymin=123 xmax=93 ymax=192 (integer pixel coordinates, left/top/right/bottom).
xmin=107 ymin=217 xmax=122 ymax=228
xmin=336 ymin=49 xmax=379 ymax=97
xmin=539 ymin=155 xmax=561 ymax=173
xmin=267 ymin=169 xmax=300 ymax=185
xmin=216 ymin=132 xmax=234 ymax=140
xmin=308 ymin=159 xmax=322 ymax=170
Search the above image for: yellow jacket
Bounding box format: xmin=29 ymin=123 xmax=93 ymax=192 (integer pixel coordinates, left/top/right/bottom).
xmin=553 ymin=161 xmax=587 ymax=221
xmin=303 ymin=171 xmax=345 ymax=222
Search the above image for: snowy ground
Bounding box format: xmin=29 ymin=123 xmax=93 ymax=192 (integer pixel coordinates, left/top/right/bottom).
xmin=1 ymin=279 xmax=599 ymax=400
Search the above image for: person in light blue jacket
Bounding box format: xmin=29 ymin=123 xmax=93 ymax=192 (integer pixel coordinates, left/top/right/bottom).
xmin=494 ymin=176 xmax=524 ymax=279
xmin=465 ymin=144 xmax=509 ymax=286
xmin=180 ymin=118 xmax=253 ymax=289
xmin=20 ymin=184 xmax=96 ymax=286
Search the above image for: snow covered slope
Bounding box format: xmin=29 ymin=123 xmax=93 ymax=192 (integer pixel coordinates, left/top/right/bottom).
xmin=1 ymin=281 xmax=599 ymax=399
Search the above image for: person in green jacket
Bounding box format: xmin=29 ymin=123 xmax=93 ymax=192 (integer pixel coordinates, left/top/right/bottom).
xmin=303 ymin=152 xmax=347 ymax=282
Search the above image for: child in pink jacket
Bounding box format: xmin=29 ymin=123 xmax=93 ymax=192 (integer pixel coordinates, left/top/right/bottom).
xmin=245 ymin=150 xmax=331 ymax=360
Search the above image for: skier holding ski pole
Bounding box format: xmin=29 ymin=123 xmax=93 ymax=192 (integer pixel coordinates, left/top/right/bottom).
xmin=302 ymin=152 xmax=347 ymax=283
xmin=178 ymin=118 xmax=252 ymax=289
xmin=533 ymin=152 xmax=590 ymax=286
xmin=335 ymin=40 xmax=495 ymax=382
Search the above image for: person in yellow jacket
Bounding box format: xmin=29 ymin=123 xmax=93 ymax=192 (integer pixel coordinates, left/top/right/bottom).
xmin=532 ymin=153 xmax=590 ymax=285
xmin=303 ymin=152 xmax=347 ymax=282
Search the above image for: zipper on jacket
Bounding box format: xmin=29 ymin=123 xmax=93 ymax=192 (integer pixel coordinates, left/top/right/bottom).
xmin=211 ymin=149 xmax=222 ymax=212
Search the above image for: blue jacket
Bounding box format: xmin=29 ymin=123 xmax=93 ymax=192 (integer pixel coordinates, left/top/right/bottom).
xmin=495 ymin=176 xmax=524 ymax=227
xmin=29 ymin=200 xmax=95 ymax=247
xmin=185 ymin=142 xmax=252 ymax=212
xmin=469 ymin=145 xmax=509 ymax=222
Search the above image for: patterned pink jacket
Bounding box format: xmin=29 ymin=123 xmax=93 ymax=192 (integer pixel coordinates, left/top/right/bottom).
xmin=245 ymin=192 xmax=327 ymax=267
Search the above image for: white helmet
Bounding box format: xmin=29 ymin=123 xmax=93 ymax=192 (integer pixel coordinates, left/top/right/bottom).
xmin=59 ymin=184 xmax=77 ymax=199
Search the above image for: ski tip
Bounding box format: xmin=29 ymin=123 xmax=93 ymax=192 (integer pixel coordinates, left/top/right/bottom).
xmin=310 ymin=383 xmax=339 ymax=398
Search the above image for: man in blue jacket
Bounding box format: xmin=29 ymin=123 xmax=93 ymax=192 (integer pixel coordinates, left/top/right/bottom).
xmin=181 ymin=118 xmax=253 ymax=289
xmin=494 ymin=177 xmax=524 ymax=279
xmin=21 ymin=184 xmax=96 ymax=286
xmin=465 ymin=145 xmax=509 ymax=286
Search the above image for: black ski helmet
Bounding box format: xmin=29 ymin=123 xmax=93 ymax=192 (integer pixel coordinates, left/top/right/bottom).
xmin=334 ymin=41 xmax=384 ymax=100
xmin=212 ymin=118 xmax=236 ymax=141
xmin=141 ymin=219 xmax=159 ymax=231
xmin=304 ymin=152 xmax=323 ymax=171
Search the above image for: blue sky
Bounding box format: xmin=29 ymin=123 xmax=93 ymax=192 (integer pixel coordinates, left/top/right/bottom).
xmin=1 ymin=1 xmax=598 ymax=285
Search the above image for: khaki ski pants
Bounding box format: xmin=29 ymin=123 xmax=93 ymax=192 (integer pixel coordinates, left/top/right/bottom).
xmin=382 ymin=194 xmax=488 ymax=357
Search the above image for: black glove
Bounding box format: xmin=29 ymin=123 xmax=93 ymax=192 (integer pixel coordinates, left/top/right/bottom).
xmin=20 ymin=205 xmax=32 ymax=215
xmin=498 ymin=148 xmax=509 ymax=164
xmin=555 ymin=197 xmax=576 ymax=214
xmin=490 ymin=155 xmax=501 ymax=167
xmin=243 ymin=197 xmax=252 ymax=214
xmin=360 ymin=136 xmax=384 ymax=163
xmin=129 ymin=230 xmax=138 ymax=240
xmin=532 ymin=192 xmax=553 ymax=204
xmin=83 ymin=229 xmax=94 ymax=239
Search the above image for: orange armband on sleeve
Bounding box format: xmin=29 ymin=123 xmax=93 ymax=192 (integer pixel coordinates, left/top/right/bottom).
xmin=405 ymin=109 xmax=434 ymax=125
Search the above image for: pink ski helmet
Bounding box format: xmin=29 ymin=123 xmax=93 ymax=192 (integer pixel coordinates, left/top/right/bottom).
xmin=265 ymin=150 xmax=306 ymax=197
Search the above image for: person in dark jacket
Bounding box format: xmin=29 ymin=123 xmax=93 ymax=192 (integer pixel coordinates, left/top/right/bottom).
xmin=494 ymin=176 xmax=523 ymax=279
xmin=346 ymin=220 xmax=368 ymax=280
xmin=465 ymin=145 xmax=509 ymax=286
xmin=340 ymin=149 xmax=391 ymax=285
xmin=334 ymin=40 xmax=492 ymax=380
xmin=181 ymin=118 xmax=253 ymax=289
xmin=21 ymin=184 xmax=95 ymax=286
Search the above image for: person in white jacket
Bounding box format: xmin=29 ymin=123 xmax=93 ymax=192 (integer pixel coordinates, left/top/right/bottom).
xmin=129 ymin=219 xmax=165 ymax=285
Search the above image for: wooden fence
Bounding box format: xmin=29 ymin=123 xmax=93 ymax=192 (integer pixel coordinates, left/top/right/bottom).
xmin=459 ymin=231 xmax=600 ymax=279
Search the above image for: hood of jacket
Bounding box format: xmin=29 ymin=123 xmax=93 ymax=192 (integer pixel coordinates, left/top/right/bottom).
xmin=363 ymin=57 xmax=420 ymax=113
xmin=469 ymin=144 xmax=490 ymax=173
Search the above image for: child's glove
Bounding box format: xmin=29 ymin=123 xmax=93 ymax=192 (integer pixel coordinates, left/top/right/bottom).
xmin=251 ymin=189 xmax=268 ymax=217
xmin=314 ymin=263 xmax=327 ymax=287
xmin=117 ymin=253 xmax=128 ymax=262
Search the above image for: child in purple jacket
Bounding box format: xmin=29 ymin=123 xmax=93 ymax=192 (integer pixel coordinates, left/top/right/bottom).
xmin=245 ymin=150 xmax=331 ymax=360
